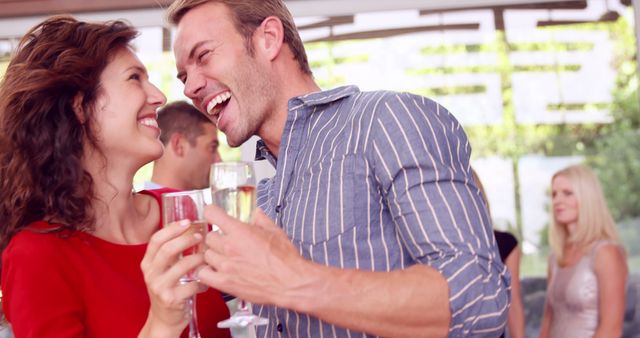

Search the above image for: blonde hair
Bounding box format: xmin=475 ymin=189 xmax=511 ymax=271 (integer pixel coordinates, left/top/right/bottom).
xmin=166 ymin=0 xmax=311 ymax=74
xmin=549 ymin=164 xmax=619 ymax=260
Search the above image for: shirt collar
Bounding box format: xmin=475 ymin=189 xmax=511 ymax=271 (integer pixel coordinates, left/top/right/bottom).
xmin=254 ymin=85 xmax=360 ymax=163
xmin=293 ymin=85 xmax=360 ymax=107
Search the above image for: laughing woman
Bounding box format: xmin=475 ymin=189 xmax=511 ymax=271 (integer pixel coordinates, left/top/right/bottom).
xmin=0 ymin=16 xmax=230 ymax=338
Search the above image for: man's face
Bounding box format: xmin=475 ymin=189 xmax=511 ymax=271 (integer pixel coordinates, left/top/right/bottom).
xmin=173 ymin=2 xmax=274 ymax=147
xmin=183 ymin=122 xmax=221 ymax=189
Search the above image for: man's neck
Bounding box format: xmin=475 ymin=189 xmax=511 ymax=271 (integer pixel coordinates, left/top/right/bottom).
xmin=151 ymin=163 xmax=189 ymax=191
xmin=258 ymin=74 xmax=321 ymax=158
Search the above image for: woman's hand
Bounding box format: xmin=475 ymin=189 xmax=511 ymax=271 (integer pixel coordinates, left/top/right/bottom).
xmin=138 ymin=219 xmax=205 ymax=338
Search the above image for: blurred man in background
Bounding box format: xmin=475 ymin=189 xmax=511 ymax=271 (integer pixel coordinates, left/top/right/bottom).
xmin=144 ymin=100 xmax=221 ymax=190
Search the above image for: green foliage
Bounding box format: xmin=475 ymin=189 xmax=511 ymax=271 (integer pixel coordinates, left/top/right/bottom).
xmin=414 ymin=85 xmax=486 ymax=96
xmin=586 ymin=15 xmax=640 ymax=222
xmin=520 ymin=253 xmax=548 ymax=277
xmin=306 ymin=40 xmax=368 ymax=90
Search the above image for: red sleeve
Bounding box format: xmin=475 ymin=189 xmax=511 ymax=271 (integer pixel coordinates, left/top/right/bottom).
xmin=1 ymin=229 xmax=85 ymax=338
xmin=139 ymin=188 xmax=180 ymax=228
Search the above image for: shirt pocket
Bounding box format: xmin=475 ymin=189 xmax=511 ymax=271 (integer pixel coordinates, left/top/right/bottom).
xmin=286 ymin=154 xmax=357 ymax=246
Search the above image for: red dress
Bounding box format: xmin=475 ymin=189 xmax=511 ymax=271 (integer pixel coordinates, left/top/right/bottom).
xmin=1 ymin=189 xmax=231 ymax=338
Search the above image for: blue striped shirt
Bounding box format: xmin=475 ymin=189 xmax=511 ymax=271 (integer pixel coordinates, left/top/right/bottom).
xmin=254 ymin=86 xmax=509 ymax=337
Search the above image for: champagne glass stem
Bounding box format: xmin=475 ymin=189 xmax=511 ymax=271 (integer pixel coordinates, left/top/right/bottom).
xmin=238 ymin=299 xmax=249 ymax=312
xmin=187 ymin=294 xmax=201 ymax=338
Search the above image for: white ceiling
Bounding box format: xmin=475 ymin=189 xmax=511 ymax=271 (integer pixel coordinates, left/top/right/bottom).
xmin=285 ymin=0 xmax=564 ymax=16
xmin=0 ymin=0 xmax=623 ymax=39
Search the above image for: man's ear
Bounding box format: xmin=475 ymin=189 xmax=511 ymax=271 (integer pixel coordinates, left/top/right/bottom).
xmin=169 ymin=133 xmax=185 ymax=157
xmin=72 ymin=93 xmax=86 ymax=123
xmin=255 ymin=16 xmax=284 ymax=61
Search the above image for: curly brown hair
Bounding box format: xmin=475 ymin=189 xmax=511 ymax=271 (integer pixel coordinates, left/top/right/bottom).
xmin=0 ymin=16 xmax=138 ymax=254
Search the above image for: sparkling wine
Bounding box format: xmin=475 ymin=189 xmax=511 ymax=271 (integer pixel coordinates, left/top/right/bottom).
xmin=211 ymin=185 xmax=256 ymax=223
xmin=180 ymin=220 xmax=208 ymax=256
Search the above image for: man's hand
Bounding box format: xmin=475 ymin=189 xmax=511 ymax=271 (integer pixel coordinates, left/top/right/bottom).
xmin=198 ymin=206 xmax=313 ymax=308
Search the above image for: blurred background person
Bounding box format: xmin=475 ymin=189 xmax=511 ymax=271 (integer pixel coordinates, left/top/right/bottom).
xmin=539 ymin=164 xmax=628 ymax=338
xmin=0 ymin=16 xmax=231 ymax=337
xmin=471 ymin=168 xmax=526 ymax=338
xmin=144 ymin=100 xmax=221 ymax=191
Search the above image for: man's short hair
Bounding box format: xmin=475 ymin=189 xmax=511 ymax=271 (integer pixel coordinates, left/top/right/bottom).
xmin=157 ymin=100 xmax=214 ymax=146
xmin=167 ymin=0 xmax=311 ymax=75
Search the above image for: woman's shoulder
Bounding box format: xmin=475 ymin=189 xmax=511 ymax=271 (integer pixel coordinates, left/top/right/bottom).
xmin=137 ymin=187 xmax=179 ymax=202
xmin=590 ymin=239 xmax=624 ymax=255
xmin=3 ymin=221 xmax=78 ymax=258
xmin=590 ymin=240 xmax=627 ymax=274
xmin=136 ymin=188 xmax=178 ymax=229
xmin=591 ymin=240 xmax=626 ymax=259
xmin=2 ymin=221 xmax=84 ymax=286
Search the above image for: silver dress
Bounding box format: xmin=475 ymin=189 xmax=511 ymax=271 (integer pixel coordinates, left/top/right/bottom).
xmin=547 ymin=241 xmax=615 ymax=338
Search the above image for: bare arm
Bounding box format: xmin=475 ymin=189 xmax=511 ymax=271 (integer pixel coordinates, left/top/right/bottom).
xmin=293 ymin=261 xmax=451 ymax=338
xmin=505 ymin=248 xmax=525 ymax=338
xmin=538 ymin=255 xmax=554 ymax=338
xmin=593 ymin=244 xmax=627 ymax=338
xmin=200 ymin=207 xmax=451 ymax=338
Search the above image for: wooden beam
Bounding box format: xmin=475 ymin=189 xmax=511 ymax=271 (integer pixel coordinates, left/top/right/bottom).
xmin=306 ymin=23 xmax=480 ymax=43
xmin=0 ymin=0 xmax=174 ymax=19
xmin=419 ymin=0 xmax=587 ymax=15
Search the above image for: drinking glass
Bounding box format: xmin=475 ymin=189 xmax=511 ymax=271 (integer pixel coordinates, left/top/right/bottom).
xmin=210 ymin=162 xmax=269 ymax=328
xmin=162 ymin=190 xmax=207 ymax=338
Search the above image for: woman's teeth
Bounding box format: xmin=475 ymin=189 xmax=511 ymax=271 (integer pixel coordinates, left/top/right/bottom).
xmin=139 ymin=117 xmax=158 ymax=128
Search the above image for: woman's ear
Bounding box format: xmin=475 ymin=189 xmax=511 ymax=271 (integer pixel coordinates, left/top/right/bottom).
xmin=72 ymin=93 xmax=86 ymax=124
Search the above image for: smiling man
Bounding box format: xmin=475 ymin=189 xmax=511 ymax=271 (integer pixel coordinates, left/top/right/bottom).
xmin=168 ymin=1 xmax=510 ymax=337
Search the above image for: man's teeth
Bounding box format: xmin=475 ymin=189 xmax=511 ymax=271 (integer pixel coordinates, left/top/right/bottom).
xmin=206 ymin=92 xmax=232 ymax=115
xmin=139 ymin=118 xmax=158 ymax=128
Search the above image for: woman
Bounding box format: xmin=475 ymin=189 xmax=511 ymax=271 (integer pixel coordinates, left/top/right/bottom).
xmin=539 ymin=164 xmax=627 ymax=338
xmin=0 ymin=16 xmax=231 ymax=338
xmin=471 ymin=168 xmax=525 ymax=338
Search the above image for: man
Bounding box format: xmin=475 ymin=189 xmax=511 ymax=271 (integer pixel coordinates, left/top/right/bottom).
xmin=168 ymin=1 xmax=510 ymax=337
xmin=146 ymin=100 xmax=221 ymax=190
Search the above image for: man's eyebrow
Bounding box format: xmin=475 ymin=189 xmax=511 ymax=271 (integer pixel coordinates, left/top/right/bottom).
xmin=189 ymin=40 xmax=212 ymax=60
xmin=176 ymin=40 xmax=213 ymax=81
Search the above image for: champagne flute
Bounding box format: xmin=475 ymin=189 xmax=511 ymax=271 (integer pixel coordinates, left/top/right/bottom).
xmin=162 ymin=190 xmax=207 ymax=338
xmin=210 ymin=162 xmax=269 ymax=329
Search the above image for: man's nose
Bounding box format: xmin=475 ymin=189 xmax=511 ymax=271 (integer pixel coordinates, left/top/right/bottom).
xmin=184 ymin=72 xmax=205 ymax=99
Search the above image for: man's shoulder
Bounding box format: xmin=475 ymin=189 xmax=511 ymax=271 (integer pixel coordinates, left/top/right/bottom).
xmin=350 ymin=90 xmax=442 ymax=112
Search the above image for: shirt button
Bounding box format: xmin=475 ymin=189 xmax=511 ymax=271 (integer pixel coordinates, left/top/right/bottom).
xmin=276 ymin=323 xmax=283 ymax=332
xmin=275 ymin=205 xmax=282 ymax=213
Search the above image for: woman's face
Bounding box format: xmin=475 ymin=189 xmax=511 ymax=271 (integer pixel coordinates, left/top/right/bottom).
xmin=551 ymin=174 xmax=579 ymax=227
xmin=91 ymin=47 xmax=166 ymax=165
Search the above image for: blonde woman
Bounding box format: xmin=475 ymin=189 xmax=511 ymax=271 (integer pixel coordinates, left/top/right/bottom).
xmin=539 ymin=164 xmax=628 ymax=338
xmin=471 ymin=168 xmax=525 ymax=338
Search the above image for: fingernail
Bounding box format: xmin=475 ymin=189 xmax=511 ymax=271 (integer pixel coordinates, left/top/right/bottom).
xmin=179 ymin=219 xmax=190 ymax=227
xmin=193 ymin=233 xmax=203 ymax=241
